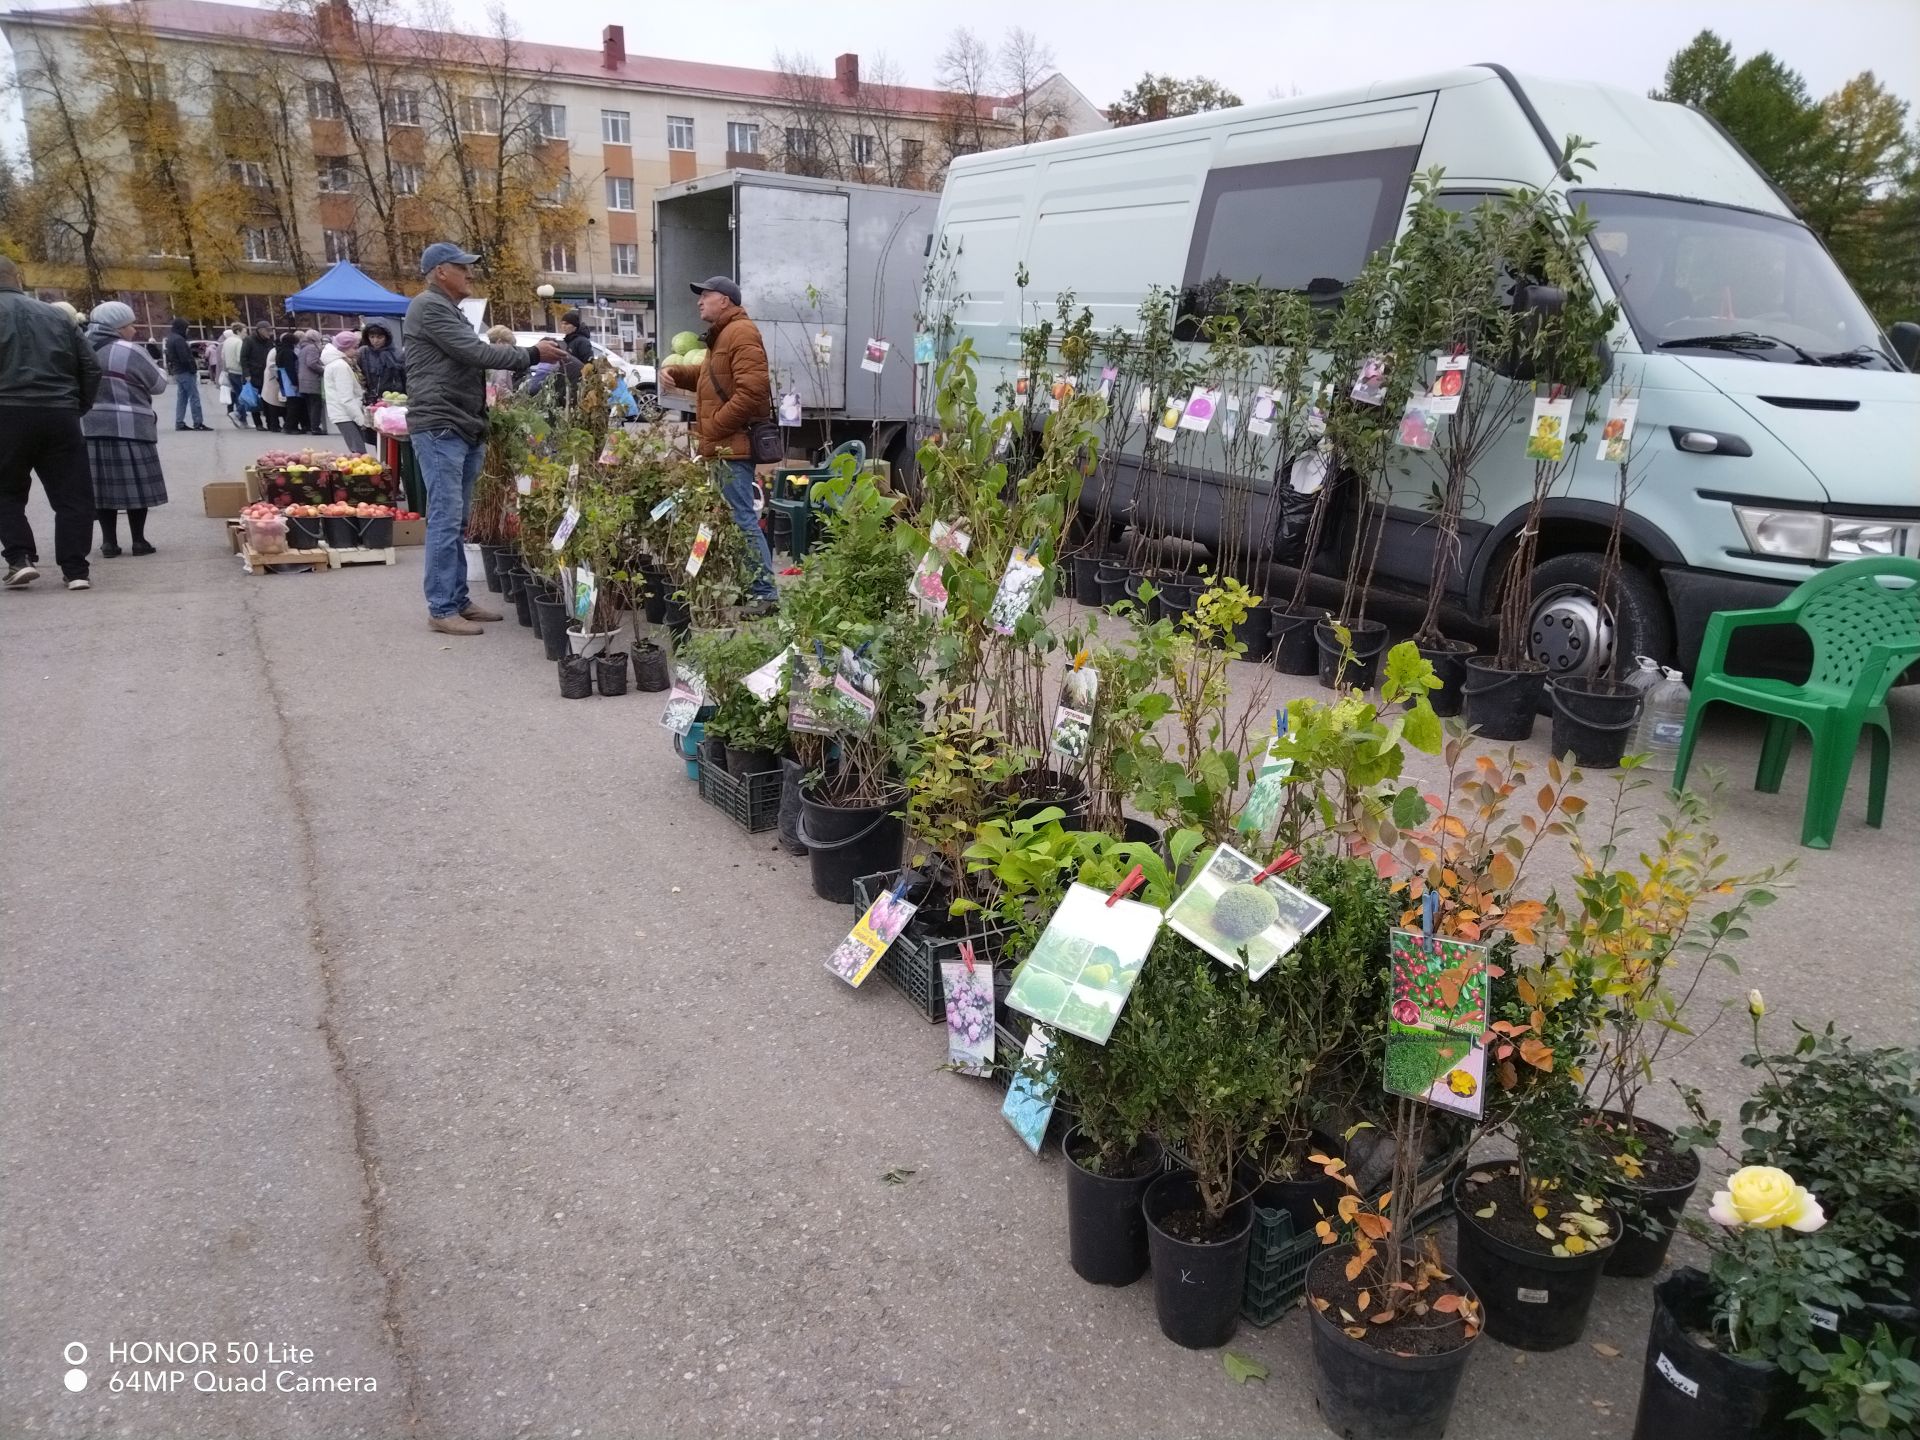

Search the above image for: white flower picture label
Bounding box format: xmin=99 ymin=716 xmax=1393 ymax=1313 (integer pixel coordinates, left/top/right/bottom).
xmin=550 ymin=503 xmax=579 ymax=551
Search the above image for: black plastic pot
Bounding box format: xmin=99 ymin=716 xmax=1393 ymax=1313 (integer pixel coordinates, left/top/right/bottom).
xmin=796 ymin=787 xmax=905 ymax=904
xmin=1008 ymin=768 xmax=1088 ymax=831
xmin=726 ymin=745 xmax=780 ymax=776
xmin=499 ymin=562 xmax=523 ymax=598
xmin=1632 ymin=1269 xmax=1794 ymax=1440
xmin=1157 ymin=574 xmax=1201 ymax=622
xmin=777 ymin=757 xmax=808 ymax=857
xmin=358 ymin=516 xmax=394 ymax=549
xmin=1096 ymin=562 xmax=1129 ymax=610
xmin=1307 ymin=1246 xmax=1479 ymax=1440
xmin=1072 ymin=554 xmax=1106 ymax=606
xmin=1315 ymin=618 xmax=1389 ymax=690
xmin=1461 ymin=657 xmax=1548 ymax=741
xmin=595 ymin=651 xmax=630 ymax=697
xmin=1550 ymin=677 xmax=1644 ymax=770
xmin=1229 ymin=604 xmax=1271 ymax=661
xmin=663 ymin=595 xmax=692 ymax=644
xmin=644 ymin=583 xmax=669 ymax=626
xmin=1123 ymin=573 xmax=1163 ymax=623
xmin=1238 ymin=1142 xmax=1344 ymax=1238
xmin=1064 ymin=1129 xmax=1163 ymax=1288
xmin=285 ymin=515 xmax=322 ymax=549
xmin=557 ymin=653 xmax=594 ymax=699
xmin=535 ymin=597 xmax=570 ymax=662
xmin=321 ymin=516 xmax=357 ymax=549
xmin=1142 ymin=1170 xmax=1254 ymax=1349
xmin=510 ymin=571 xmax=536 ymax=627
xmin=1120 ymin=816 xmax=1163 ymax=857
xmin=1598 ymin=1115 xmax=1701 ymax=1279
xmin=1269 ymin=607 xmax=1320 ymax=676
xmin=1453 ymin=1172 xmax=1616 ymax=1351
xmin=631 ymin=642 xmax=670 ymax=692
xmin=477 ymin=543 xmax=501 ymax=588
xmin=1416 ymin=639 xmax=1477 ymax=719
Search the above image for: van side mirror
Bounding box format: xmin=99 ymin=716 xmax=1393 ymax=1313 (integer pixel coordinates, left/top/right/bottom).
xmin=1890 ymin=321 xmax=1920 ymax=371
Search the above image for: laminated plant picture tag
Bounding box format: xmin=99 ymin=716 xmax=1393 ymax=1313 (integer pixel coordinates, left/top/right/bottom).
xmin=572 ymin=563 xmax=596 ymax=624
xmin=941 ymin=960 xmax=996 ymax=1076
xmin=1351 ymin=354 xmax=1389 ymax=406
xmin=685 ymin=523 xmax=713 ymax=577
xmin=831 ymin=675 xmax=877 ymax=731
xmin=1428 ymin=352 xmax=1469 ymax=415
xmin=1180 ymin=387 xmax=1220 ymax=432
xmin=1133 ymin=387 xmax=1153 ymax=422
xmin=1235 ymin=727 xmax=1295 ymax=838
xmin=1005 ymin=882 xmax=1161 ymax=1045
xmin=825 ymin=883 xmax=918 ymax=987
xmin=813 ymin=330 xmax=833 ymax=362
xmin=658 ymin=666 xmax=706 ymax=734
xmin=1222 ymin=392 xmax=1241 ymax=439
xmin=1398 ymin=392 xmax=1438 ymax=451
xmin=861 ymin=338 xmax=890 ymax=374
xmin=649 ymin=494 xmax=678 ymax=522
xmin=912 ymin=332 xmax=935 ymax=365
xmin=1248 ymin=385 xmax=1277 ymax=437
xmin=550 ymin=503 xmax=580 ymax=551
xmin=989 ymin=546 xmax=1045 ymax=636
xmin=787 ymin=652 xmax=833 ymax=735
xmin=515 ymin=473 xmax=533 ymax=495
xmin=742 ymin=646 xmax=794 ymax=702
xmin=1384 ymin=929 xmax=1490 ymax=1119
xmin=1597 ymin=397 xmax=1639 ymax=463
xmin=778 ymin=392 xmax=802 ymax=426
xmin=910 ymin=520 xmax=971 ymax=615
xmin=1049 ymin=662 xmax=1098 ymax=762
xmin=1099 ymin=365 xmax=1117 ymax=402
xmin=1153 ymin=399 xmax=1184 ymax=444
xmin=1014 ymin=367 xmax=1030 ymax=398
xmin=1048 ymin=377 xmax=1075 ymax=414
xmin=1525 ymin=395 xmax=1573 ymax=462
xmin=1002 ymin=1026 xmax=1057 ymax=1153
xmin=1166 ymin=843 xmax=1330 ymax=981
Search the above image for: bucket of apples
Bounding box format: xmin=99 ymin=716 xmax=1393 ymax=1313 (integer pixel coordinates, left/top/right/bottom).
xmin=240 ymin=501 xmax=289 ymax=555
xmin=282 ymin=502 xmax=324 ymax=549
xmin=352 ymin=502 xmax=397 ymax=549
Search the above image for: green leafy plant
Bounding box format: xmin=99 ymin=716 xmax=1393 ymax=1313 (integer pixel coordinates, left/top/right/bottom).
xmin=1792 ymin=1325 xmax=1920 ymax=1440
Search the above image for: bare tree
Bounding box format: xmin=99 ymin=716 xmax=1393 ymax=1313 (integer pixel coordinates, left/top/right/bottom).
xmin=994 ymin=27 xmax=1065 ymax=144
xmin=934 ymin=27 xmax=993 ymax=166
xmin=849 ymin=54 xmax=917 ymax=187
xmin=760 ymin=51 xmax=850 ymax=180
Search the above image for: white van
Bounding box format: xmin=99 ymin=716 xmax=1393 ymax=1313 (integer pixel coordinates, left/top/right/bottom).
xmin=928 ymin=65 xmax=1918 ymax=673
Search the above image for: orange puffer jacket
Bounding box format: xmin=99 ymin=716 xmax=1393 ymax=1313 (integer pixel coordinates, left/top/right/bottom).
xmin=663 ymin=304 xmax=771 ymax=460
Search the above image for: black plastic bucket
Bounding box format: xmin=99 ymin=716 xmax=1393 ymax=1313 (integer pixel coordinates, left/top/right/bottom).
xmin=1238 ymin=1148 xmax=1344 ymax=1239
xmin=322 ymin=516 xmax=357 ymax=549
xmin=1157 ymin=575 xmax=1200 ymax=623
xmin=1453 ymin=1173 xmax=1616 ymax=1351
xmin=632 ymin=643 xmax=670 ymax=692
xmin=358 ymin=516 xmax=394 ymax=549
xmin=1550 ymin=677 xmax=1644 ymax=769
xmin=1009 ymin=769 xmax=1088 ymax=831
xmin=1308 ymin=1246 xmax=1478 ymax=1440
xmin=595 ymin=651 xmax=630 ymax=697
xmin=1072 ymin=554 xmax=1105 ymax=606
xmin=726 ymin=745 xmax=780 ymax=776
xmin=1315 ymin=618 xmax=1388 ymax=689
xmin=535 ymin=597 xmax=570 ymax=661
xmin=1065 ymin=1129 xmax=1162 ymax=1287
xmin=644 ymin=581 xmax=669 ymax=626
xmin=777 ymin=757 xmax=808 ymax=857
xmin=1417 ymin=640 xmax=1477 ymax=719
xmin=1097 ymin=562 xmax=1129 ymax=610
xmin=1142 ymin=1170 xmax=1254 ymax=1349
xmin=557 ymin=653 xmax=594 ymax=699
xmin=1632 ymin=1269 xmax=1794 ymax=1440
xmin=285 ymin=515 xmax=322 ymax=549
xmin=510 ymin=571 xmax=535 ymax=627
xmin=796 ymin=789 xmax=904 ymax=904
xmin=1269 ymin=608 xmax=1320 ymax=675
xmin=663 ymin=596 xmax=692 ymax=644
xmin=1120 ymin=816 xmax=1164 ymax=859
xmin=1462 ymin=658 xmax=1548 ymax=741
xmin=1228 ymin=605 xmax=1271 ymax=661
xmin=1601 ymin=1120 xmax=1701 ymax=1279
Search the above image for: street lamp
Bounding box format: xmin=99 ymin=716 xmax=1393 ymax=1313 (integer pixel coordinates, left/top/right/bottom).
xmin=536 ymin=282 xmax=555 ymax=331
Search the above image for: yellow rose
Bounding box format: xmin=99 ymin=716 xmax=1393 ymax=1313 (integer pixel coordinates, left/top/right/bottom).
xmin=1748 ymin=989 xmax=1766 ymax=1018
xmin=1708 ymin=1165 xmax=1825 ymax=1232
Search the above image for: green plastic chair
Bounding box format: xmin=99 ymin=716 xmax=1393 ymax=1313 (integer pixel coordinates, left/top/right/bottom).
xmin=1673 ymin=555 xmax=1920 ymax=849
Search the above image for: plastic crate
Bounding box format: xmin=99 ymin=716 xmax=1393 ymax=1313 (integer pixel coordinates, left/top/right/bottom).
xmin=697 ymin=753 xmax=783 ymax=833
xmin=851 ymin=871 xmax=1016 ymax=1024
xmin=1240 ymin=1148 xmax=1464 ymax=1327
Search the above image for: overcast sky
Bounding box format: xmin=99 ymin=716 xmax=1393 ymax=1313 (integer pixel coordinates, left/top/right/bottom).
xmin=5 ymin=0 xmax=1917 ymax=146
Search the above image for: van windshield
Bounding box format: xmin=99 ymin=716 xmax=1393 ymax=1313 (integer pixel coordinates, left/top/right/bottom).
xmin=1575 ymin=190 xmax=1896 ymax=369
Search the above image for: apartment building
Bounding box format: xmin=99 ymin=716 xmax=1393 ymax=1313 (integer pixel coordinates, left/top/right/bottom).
xmin=0 ymin=0 xmax=1106 ymax=343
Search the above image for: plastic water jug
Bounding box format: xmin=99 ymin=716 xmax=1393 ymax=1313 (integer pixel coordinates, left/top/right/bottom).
xmin=1632 ymin=667 xmax=1690 ymax=772
xmin=1623 ymin=655 xmax=1662 ymax=697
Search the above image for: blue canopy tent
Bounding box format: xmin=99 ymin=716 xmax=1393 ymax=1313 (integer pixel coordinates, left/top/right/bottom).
xmin=284 ymin=261 xmax=410 ymax=318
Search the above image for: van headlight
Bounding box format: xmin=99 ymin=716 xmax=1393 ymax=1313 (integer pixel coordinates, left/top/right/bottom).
xmin=1735 ymin=507 xmax=1915 ymax=561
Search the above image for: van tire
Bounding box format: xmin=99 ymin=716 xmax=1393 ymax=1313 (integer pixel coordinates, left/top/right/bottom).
xmin=1528 ymin=552 xmax=1673 ymax=680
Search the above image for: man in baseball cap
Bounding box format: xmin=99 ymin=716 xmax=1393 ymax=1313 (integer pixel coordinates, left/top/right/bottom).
xmin=688 ymin=275 xmax=742 ymax=305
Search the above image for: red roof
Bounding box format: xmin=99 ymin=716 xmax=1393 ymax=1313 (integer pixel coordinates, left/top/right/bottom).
xmin=10 ymin=0 xmax=1005 ymax=119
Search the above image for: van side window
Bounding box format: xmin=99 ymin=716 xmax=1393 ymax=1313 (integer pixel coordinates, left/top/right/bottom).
xmin=1179 ymin=146 xmax=1421 ymax=333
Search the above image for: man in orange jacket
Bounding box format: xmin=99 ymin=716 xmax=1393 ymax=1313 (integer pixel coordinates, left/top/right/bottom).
xmin=663 ymin=276 xmax=776 ymax=611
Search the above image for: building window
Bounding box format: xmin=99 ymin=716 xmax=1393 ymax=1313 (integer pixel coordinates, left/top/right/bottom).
xmin=536 ymin=174 xmax=572 ymax=207
xmin=544 ymin=240 xmax=577 ymax=273
xmin=323 ymin=228 xmax=358 ymax=262
xmin=899 ymin=138 xmax=924 ymax=171
xmin=392 ymin=162 xmax=422 ymax=196
xmin=666 ymin=115 xmax=694 ymax=151
xmin=386 ymin=89 xmax=421 ymax=127
xmin=227 ymin=159 xmax=270 ymax=189
xmin=534 ymin=103 xmax=566 ymax=141
xmin=605 ymin=176 xmax=634 ymax=212
xmin=316 ymin=157 xmax=352 ymax=194
xmin=600 ymin=108 xmax=630 ymax=144
xmin=610 ymin=242 xmax=639 ymax=276
xmin=466 ymin=166 xmax=498 ymax=196
xmin=849 ymin=133 xmax=875 ymax=166
xmin=785 ymin=127 xmax=816 ymax=158
xmin=726 ymin=121 xmax=760 ymax=155
xmin=460 ymin=95 xmax=500 ymax=134
xmin=243 ymin=226 xmax=286 ymax=262
xmin=306 ymin=80 xmax=343 ymax=120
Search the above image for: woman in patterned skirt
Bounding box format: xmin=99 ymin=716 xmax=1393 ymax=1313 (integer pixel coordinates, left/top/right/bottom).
xmin=81 ymin=301 xmax=170 ymax=557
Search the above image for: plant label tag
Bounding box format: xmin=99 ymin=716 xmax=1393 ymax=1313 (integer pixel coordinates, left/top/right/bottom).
xmin=989 ymin=545 xmax=1045 ymax=636
xmin=1133 ymin=387 xmax=1153 ymax=422
xmin=550 ymin=503 xmax=579 ymax=551
xmin=1005 ymin=884 xmax=1161 ymax=1045
xmin=742 ymin=646 xmax=792 ymax=702
xmin=685 ymin=523 xmax=712 ymax=577
xmin=913 ymin=332 xmax=935 ymax=364
xmin=813 ymin=330 xmax=833 ymax=361
xmin=1383 ymin=929 xmax=1491 ymax=1118
xmin=573 ymin=563 xmax=595 ymax=624
xmin=1153 ymin=400 xmax=1183 ymax=444
xmin=941 ymin=960 xmax=996 ymax=1076
xmin=826 ymin=886 xmax=918 ymax=987
xmin=1222 ymin=392 xmax=1241 ymax=438
xmin=649 ymin=494 xmax=678 ymax=521
xmin=1048 ymin=376 xmax=1074 ymax=414
xmin=1099 ymin=365 xmax=1117 ymax=402
xmin=1398 ymin=392 xmax=1438 ymax=451
xmin=658 ymin=667 xmax=705 ymax=734
xmin=1525 ymin=395 xmax=1573 ymax=462
xmin=1235 ymin=733 xmax=1295 ymax=838
xmin=778 ymin=391 xmax=802 ymax=426
xmin=1248 ymin=386 xmax=1277 ymax=437
xmin=910 ymin=520 xmax=971 ymax=616
xmin=567 ymin=462 xmax=580 ymax=485
xmin=1516 ymin=1286 xmax=1550 ymax=1304
xmin=1597 ymin=396 xmax=1639 ymax=463
xmin=1351 ymin=355 xmax=1389 ymax=406
xmin=1805 ymin=1303 xmax=1840 ymax=1332
xmin=1049 ymin=706 xmax=1092 ymax=763
xmin=1001 ymin=1025 xmax=1057 ymax=1152
xmin=1428 ymin=352 xmax=1469 ymax=414
xmin=1656 ymin=1353 xmax=1699 ymax=1399
xmin=861 ymin=338 xmax=890 ymax=374
xmin=1179 ymin=387 xmax=1219 ymax=432
xmin=831 ymin=674 xmax=877 ymax=731
xmin=1167 ymin=842 xmax=1331 ymax=982
xmin=786 ymin=652 xmax=833 ymax=735
xmin=514 ymin=473 xmax=533 ymax=495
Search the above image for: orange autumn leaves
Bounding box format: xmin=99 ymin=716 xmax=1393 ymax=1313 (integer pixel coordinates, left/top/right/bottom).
xmin=1308 ymin=1154 xmax=1482 ymax=1341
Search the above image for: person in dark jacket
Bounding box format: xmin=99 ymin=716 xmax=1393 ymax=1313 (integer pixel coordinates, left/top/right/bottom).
xmin=163 ymin=316 xmax=208 ymax=431
xmin=558 ymin=309 xmax=596 ymax=367
xmin=358 ymin=319 xmax=406 ymax=406
xmin=273 ymin=330 xmax=306 ymax=433
xmin=295 ymin=329 xmax=324 ymax=419
xmin=403 ymin=241 xmax=563 ymax=635
xmin=0 ymin=255 xmax=102 ymax=590
xmin=239 ymin=322 xmax=273 ymax=432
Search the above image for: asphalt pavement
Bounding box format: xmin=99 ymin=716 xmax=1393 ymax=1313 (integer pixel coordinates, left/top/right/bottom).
xmin=2 ymin=407 xmax=1915 ymax=1439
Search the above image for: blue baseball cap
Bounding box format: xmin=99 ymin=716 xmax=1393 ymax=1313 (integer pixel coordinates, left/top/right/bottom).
xmin=419 ymin=241 xmax=481 ymax=275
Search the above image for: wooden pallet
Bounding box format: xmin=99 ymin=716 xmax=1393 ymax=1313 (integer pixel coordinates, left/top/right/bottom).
xmin=323 ymin=545 xmax=397 ymax=568
xmin=240 ymin=544 xmax=328 ymax=573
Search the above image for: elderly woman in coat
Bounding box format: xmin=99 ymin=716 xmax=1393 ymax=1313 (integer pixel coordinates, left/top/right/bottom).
xmin=322 ymin=330 xmax=372 ymax=454
xmin=82 ymin=301 xmax=170 ymax=557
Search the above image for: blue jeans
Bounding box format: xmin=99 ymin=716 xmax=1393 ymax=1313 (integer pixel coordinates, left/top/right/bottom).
xmin=415 ymin=428 xmax=484 ymax=618
xmin=173 ymin=375 xmax=203 ymax=427
xmin=723 ymin=459 xmax=776 ymax=600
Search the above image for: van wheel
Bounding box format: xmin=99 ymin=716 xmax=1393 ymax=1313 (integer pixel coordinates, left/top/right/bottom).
xmin=1527 ymin=552 xmax=1673 ymax=680
xmin=633 ymin=385 xmax=662 ymax=422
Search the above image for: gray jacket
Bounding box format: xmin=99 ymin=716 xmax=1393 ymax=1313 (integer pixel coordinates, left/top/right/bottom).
xmin=0 ymin=284 xmax=101 ymax=412
xmin=81 ymin=327 xmax=168 ymax=443
xmin=402 ymin=285 xmax=538 ymax=445
xmin=296 ymin=338 xmax=324 ymax=395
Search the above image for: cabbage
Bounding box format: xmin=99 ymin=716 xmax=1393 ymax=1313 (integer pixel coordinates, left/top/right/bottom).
xmin=670 ymin=331 xmax=701 ymax=356
xmin=682 ymin=348 xmax=708 ymax=366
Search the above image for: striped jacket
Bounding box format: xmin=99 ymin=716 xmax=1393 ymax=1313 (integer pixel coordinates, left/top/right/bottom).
xmin=80 ymin=328 xmax=169 ymax=444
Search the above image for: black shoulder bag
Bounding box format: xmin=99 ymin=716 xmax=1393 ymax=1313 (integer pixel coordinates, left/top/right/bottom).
xmin=708 ymin=357 xmax=784 ymax=465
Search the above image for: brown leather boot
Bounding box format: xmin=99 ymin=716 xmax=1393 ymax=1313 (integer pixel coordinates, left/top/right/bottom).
xmin=460 ymin=603 xmax=505 ymax=622
xmin=429 ymin=614 xmax=484 ymax=636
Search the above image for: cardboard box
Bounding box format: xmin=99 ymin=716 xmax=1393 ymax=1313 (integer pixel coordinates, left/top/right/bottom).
xmin=203 ymin=481 xmax=247 ymax=518
xmin=243 ymin=467 xmax=262 ymax=502
xmin=392 ymin=518 xmax=424 ymax=547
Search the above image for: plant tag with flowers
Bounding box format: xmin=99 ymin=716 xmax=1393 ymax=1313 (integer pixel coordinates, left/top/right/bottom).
xmin=658 ymin=666 xmax=706 ymax=735
xmin=550 ymin=503 xmax=580 ymax=551
xmin=743 ymin=646 xmax=793 ymax=702
xmin=572 ymin=563 xmax=596 ymax=624
xmin=787 ymin=651 xmax=834 ymax=735
xmin=1248 ymin=386 xmax=1278 ymax=437
xmin=685 ymin=523 xmax=712 ymax=577
xmin=1383 ymin=928 xmax=1490 ymax=1118
xmin=910 ymin=520 xmax=971 ymax=615
xmin=1049 ymin=662 xmax=1098 ymax=763
xmin=989 ymin=546 xmax=1045 ymax=636
xmin=1099 ymin=365 xmax=1117 ymax=402
xmin=941 ymin=954 xmax=996 ymax=1076
xmin=1428 ymin=352 xmax=1469 ymax=415
xmin=515 ymin=473 xmax=533 ymax=496
xmin=1180 ymin=387 xmax=1220 ymax=432
xmin=1001 ymin=1026 xmax=1058 ymax=1153
xmin=826 ymin=881 xmax=918 ymax=988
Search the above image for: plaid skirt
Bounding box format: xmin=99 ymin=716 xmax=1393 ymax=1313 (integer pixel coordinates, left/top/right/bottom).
xmin=86 ymin=438 xmax=170 ymax=510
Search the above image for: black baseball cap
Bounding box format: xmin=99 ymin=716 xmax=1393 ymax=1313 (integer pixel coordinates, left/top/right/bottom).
xmin=689 ymin=275 xmax=741 ymax=304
